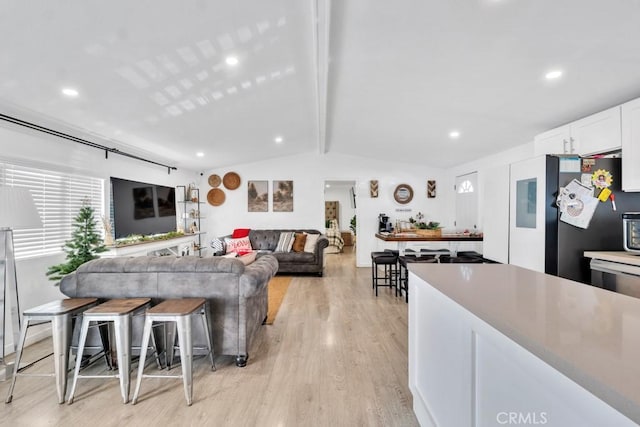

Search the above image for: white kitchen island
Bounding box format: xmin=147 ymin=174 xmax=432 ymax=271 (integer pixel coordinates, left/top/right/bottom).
xmin=408 ymin=263 xmax=640 ymax=427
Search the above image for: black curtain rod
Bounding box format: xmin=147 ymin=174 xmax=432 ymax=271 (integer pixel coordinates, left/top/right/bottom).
xmin=0 ymin=113 xmax=178 ymax=174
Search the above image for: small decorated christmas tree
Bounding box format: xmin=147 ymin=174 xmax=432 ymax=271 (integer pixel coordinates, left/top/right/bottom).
xmin=47 ymin=201 xmax=107 ymax=282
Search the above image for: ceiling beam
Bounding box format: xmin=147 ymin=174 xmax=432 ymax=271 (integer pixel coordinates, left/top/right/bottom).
xmin=311 ymin=0 xmax=331 ymax=155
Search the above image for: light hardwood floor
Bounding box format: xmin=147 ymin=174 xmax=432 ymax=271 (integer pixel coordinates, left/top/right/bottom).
xmin=1 ymin=247 xmax=419 ymax=426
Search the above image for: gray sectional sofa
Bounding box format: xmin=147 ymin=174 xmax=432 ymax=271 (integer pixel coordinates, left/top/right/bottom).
xmin=248 ymin=229 xmax=329 ymax=276
xmin=59 ymin=254 xmax=278 ymax=367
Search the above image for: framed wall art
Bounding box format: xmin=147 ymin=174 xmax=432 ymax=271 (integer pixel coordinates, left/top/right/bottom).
xmin=273 ymin=180 xmax=293 ymax=212
xmin=248 ymin=180 xmax=268 ymax=212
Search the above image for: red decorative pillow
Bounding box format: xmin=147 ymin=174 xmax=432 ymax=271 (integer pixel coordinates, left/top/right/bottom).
xmin=232 ymin=228 xmax=251 ymax=238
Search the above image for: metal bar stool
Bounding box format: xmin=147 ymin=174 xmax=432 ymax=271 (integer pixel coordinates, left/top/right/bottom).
xmin=398 ymin=256 xmax=437 ymax=303
xmin=67 ymin=298 xmax=151 ymax=404
xmin=132 ymin=298 xmax=215 ymax=406
xmin=371 ymin=251 xmax=398 ymax=296
xmin=5 ymin=298 xmax=98 ymax=404
xmin=419 ymin=248 xmax=451 ymax=262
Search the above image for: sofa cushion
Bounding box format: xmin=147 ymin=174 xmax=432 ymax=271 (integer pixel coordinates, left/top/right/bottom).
xmin=275 ymin=231 xmax=295 ymax=252
xmin=273 ymin=251 xmax=315 ymax=263
xmin=303 ymin=233 xmax=319 ymax=253
xmin=292 ymin=233 xmax=307 ymax=252
xmin=232 ymin=228 xmax=251 ymax=238
xmin=225 ymin=236 xmax=252 ymax=254
xmin=210 ymin=237 xmax=226 ymax=255
xmin=249 ymin=230 xmax=281 ymax=251
xmin=238 ymin=251 xmax=257 ymax=265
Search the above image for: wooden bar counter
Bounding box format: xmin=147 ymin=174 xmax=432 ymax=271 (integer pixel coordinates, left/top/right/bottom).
xmin=375 ymin=232 xmax=483 ymax=256
xmin=375 ymin=232 xmax=483 ymax=242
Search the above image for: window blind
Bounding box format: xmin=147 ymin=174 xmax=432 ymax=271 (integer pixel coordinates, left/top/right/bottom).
xmin=0 ymin=162 xmax=103 ymax=259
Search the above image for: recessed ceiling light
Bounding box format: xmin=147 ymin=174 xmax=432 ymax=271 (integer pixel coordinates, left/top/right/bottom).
xmin=196 ymin=152 xmax=204 ymax=157
xmin=449 ymin=131 xmax=461 ymax=139
xmin=225 ymin=56 xmax=239 ymax=66
xmin=274 ymin=136 xmax=284 ymax=144
xmin=61 ymin=87 xmax=79 ymax=97
xmin=545 ymin=70 xmax=563 ymax=80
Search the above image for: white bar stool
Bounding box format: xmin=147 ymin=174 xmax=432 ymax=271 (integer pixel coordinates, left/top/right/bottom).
xmin=5 ymin=298 xmax=98 ymax=404
xmin=67 ymin=298 xmax=151 ymax=404
xmin=132 ymin=298 xmax=215 ymax=406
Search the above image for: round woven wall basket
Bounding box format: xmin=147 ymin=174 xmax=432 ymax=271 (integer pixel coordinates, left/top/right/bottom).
xmin=223 ymin=172 xmax=241 ymax=190
xmin=208 ymin=174 xmax=221 ymax=188
xmin=207 ymin=188 xmax=226 ymax=206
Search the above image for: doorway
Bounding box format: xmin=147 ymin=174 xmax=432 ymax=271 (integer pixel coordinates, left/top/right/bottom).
xmin=324 ymin=180 xmax=356 ymax=254
xmin=455 ymin=172 xmax=478 ymax=232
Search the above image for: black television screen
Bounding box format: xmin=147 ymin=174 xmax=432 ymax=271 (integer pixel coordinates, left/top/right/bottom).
xmin=110 ymin=177 xmax=177 ymax=238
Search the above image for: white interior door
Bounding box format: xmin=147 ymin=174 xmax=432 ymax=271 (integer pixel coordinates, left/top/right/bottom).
xmin=509 ymin=156 xmax=546 ymax=272
xmin=455 ymin=172 xmax=478 ymax=232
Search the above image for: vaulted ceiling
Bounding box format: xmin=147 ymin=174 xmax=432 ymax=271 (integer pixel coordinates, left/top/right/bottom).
xmin=1 ymin=0 xmax=640 ymax=171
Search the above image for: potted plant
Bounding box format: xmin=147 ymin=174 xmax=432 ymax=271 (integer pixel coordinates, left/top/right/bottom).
xmin=46 ymin=201 xmax=107 ymax=283
xmin=408 ymin=212 xmax=442 ymax=237
xmin=350 ymin=215 xmax=356 ymax=235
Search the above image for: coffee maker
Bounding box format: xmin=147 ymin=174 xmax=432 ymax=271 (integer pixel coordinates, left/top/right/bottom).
xmin=378 ymin=213 xmax=392 ymax=232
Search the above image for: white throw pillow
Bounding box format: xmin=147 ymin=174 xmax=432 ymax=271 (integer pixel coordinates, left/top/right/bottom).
xmin=275 ymin=231 xmax=295 ymax=252
xmin=224 ymin=236 xmax=252 ymax=254
xmin=304 ymin=233 xmax=320 ymax=253
xmin=238 ymin=251 xmax=257 ymax=265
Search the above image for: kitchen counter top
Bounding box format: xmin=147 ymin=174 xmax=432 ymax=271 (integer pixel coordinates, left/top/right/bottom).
xmin=584 ymin=251 xmax=640 ymax=266
xmin=409 ymin=263 xmax=640 ymax=424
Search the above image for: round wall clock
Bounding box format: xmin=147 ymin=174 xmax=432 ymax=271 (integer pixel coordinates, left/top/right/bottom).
xmin=394 ymin=184 xmax=414 ymax=204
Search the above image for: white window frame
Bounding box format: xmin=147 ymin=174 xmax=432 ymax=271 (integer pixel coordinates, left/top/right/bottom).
xmin=0 ymin=161 xmax=104 ymax=260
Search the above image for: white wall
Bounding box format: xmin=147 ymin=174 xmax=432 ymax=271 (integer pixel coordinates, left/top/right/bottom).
xmin=199 ymin=152 xmax=451 ymax=267
xmin=0 ymin=122 xmax=198 ymax=353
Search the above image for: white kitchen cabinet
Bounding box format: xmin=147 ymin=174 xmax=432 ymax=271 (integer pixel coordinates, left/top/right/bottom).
xmin=622 ymin=97 xmax=640 ymax=191
xmin=572 ymin=106 xmax=622 ymax=155
xmin=533 ymin=125 xmax=571 ymax=156
xmin=534 ymin=107 xmax=621 ymax=156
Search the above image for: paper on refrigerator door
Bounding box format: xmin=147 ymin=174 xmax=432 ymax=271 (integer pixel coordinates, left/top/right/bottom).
xmin=558 ymin=179 xmax=599 ymax=229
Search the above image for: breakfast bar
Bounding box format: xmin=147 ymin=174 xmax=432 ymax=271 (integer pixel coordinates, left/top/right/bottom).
xmin=375 ymin=232 xmax=483 ymax=256
xmin=408 ymin=263 xmax=640 ymax=427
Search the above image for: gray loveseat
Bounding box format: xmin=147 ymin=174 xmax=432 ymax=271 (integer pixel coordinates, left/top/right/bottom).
xmin=59 ymin=254 xmax=278 ymax=367
xmin=248 ymin=229 xmax=329 ymax=276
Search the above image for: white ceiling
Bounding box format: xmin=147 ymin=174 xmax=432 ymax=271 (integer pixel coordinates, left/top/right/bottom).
xmin=1 ymin=0 xmax=640 ymax=172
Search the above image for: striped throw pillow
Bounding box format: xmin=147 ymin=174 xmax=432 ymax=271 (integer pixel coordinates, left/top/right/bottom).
xmin=275 ymin=231 xmax=295 ymax=252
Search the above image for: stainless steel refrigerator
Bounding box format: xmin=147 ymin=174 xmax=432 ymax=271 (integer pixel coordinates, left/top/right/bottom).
xmin=544 ymin=155 xmax=640 ymax=284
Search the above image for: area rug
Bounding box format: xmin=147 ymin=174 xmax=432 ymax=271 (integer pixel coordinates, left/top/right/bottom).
xmin=265 ymin=276 xmax=292 ymax=325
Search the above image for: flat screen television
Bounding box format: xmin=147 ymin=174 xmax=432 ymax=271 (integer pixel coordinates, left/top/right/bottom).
xmin=110 ymin=177 xmax=177 ymax=239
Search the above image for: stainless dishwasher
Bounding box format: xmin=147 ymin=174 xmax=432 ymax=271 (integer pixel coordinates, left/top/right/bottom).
xmin=590 ymin=258 xmax=640 ymax=299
